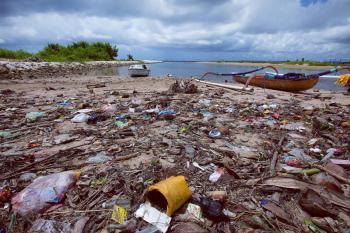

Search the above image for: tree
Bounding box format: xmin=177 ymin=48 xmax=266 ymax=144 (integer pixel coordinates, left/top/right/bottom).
xmin=127 ymin=54 xmax=134 ymax=61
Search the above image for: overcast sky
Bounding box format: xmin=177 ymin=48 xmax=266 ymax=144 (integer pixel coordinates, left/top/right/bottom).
xmin=0 ymin=0 xmax=349 ymax=61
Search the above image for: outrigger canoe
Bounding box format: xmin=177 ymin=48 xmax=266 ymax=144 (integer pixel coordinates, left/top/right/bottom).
xmin=234 ymin=74 xmax=319 ymax=92
xmin=199 ymin=66 xmax=350 ymax=92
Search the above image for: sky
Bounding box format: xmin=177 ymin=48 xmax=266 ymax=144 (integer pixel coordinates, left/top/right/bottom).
xmin=0 ymin=0 xmax=349 ymax=61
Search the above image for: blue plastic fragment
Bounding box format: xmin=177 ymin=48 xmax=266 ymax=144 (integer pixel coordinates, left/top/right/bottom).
xmin=158 ymin=111 xmax=176 ymax=116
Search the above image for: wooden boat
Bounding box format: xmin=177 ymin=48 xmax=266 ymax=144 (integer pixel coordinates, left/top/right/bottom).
xmin=199 ymin=65 xmax=350 ymax=92
xmin=128 ymin=64 xmax=150 ymax=77
xmin=234 ymin=74 xmax=319 ymax=92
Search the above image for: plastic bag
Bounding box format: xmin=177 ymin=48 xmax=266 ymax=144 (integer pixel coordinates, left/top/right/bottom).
xmin=71 ymin=113 xmax=90 ymax=123
xmin=11 ymin=170 xmax=80 ymax=216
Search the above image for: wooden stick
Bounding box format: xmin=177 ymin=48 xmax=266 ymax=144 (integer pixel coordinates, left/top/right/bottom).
xmin=42 ymin=209 xmax=112 ymax=215
xmin=193 ymin=79 xmax=254 ymax=92
xmin=313 ymin=164 xmax=350 ymax=185
xmin=270 ymin=136 xmax=286 ymax=176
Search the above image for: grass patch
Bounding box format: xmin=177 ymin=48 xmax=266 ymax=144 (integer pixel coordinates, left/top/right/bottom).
xmin=0 ymin=48 xmax=33 ymax=60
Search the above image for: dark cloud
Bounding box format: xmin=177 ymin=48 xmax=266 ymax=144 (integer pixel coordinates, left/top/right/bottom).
xmin=0 ymin=0 xmax=349 ymax=60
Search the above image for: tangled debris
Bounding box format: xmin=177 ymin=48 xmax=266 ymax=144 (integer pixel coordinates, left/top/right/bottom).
xmin=0 ymin=73 xmax=350 ymax=233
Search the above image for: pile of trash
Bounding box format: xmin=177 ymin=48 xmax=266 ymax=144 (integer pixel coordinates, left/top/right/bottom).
xmin=0 ymin=77 xmax=350 ymax=233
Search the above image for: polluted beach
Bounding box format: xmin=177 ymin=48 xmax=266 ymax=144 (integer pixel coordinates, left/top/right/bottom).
xmin=1 ymin=1 xmax=350 ymax=233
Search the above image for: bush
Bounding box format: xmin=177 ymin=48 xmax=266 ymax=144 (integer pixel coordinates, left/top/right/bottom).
xmin=127 ymin=54 xmax=134 ymax=61
xmin=36 ymin=41 xmax=118 ymax=62
xmin=0 ymin=48 xmax=32 ymax=60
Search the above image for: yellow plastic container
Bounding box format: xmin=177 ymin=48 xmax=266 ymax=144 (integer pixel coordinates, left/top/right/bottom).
xmin=146 ymin=176 xmax=192 ymax=216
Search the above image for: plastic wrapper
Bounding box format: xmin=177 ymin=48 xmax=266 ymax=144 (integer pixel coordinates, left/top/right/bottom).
xmin=11 ymin=170 xmax=80 ymax=216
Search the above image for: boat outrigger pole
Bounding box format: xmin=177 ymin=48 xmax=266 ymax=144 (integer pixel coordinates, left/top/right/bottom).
xmin=198 ymin=66 xmax=279 ymax=80
xmin=306 ymin=66 xmax=350 ymax=78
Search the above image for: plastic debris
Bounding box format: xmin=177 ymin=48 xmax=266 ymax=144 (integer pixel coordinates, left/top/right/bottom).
xmin=146 ymin=176 xmax=192 ymax=216
xmin=111 ymin=205 xmax=126 ymax=224
xmin=26 ymin=112 xmax=44 ymax=122
xmin=71 ymin=113 xmax=90 ymax=123
xmin=86 ymin=152 xmax=112 ymax=163
xmin=198 ymin=197 xmax=229 ymax=221
xmin=0 ymin=131 xmax=11 ymax=138
xmin=280 ymin=122 xmax=306 ymax=131
xmin=209 ymin=168 xmax=224 ymax=183
xmin=198 ymin=99 xmax=211 ymax=107
xmin=115 ymin=120 xmax=127 ymax=128
xmin=208 ymin=129 xmax=222 ymax=139
xmin=11 ymin=170 xmax=80 ymax=216
xmin=192 ymin=162 xmax=205 ymax=171
xmin=19 ymin=173 xmax=37 ymax=182
xmin=223 ymin=107 xmax=235 ymax=113
xmin=28 ymin=219 xmax=71 ymax=233
xmin=135 ymin=202 xmax=171 ymax=233
xmin=185 ymin=203 xmax=204 ymax=221
xmin=57 ymin=100 xmax=72 ymax=107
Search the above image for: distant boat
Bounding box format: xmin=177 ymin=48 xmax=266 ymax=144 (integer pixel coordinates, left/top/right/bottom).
xmin=128 ymin=64 xmax=150 ymax=77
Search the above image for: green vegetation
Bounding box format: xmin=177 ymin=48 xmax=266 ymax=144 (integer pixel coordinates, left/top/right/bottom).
xmin=127 ymin=54 xmax=134 ymax=61
xmin=36 ymin=41 xmax=118 ymax=62
xmin=0 ymin=41 xmax=119 ymax=62
xmin=0 ymin=48 xmax=32 ymax=60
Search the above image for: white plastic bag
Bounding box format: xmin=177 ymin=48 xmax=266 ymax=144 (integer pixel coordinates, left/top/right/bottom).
xmin=71 ymin=113 xmax=90 ymax=123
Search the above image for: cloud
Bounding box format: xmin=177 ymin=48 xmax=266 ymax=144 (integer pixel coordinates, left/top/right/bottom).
xmin=0 ymin=0 xmax=349 ymax=60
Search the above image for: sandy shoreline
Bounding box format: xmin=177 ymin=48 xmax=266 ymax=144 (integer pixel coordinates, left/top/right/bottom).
xmin=197 ymin=61 xmax=335 ymax=70
xmin=1 ymin=74 xmax=350 ymax=232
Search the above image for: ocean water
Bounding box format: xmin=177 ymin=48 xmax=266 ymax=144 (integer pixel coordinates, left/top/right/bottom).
xmin=96 ymin=62 xmax=348 ymax=91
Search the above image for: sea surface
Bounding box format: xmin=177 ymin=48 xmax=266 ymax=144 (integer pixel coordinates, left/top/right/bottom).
xmin=94 ymin=62 xmax=347 ymax=91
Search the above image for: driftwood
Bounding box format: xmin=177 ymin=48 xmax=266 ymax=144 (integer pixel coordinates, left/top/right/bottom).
xmin=270 ymin=135 xmax=286 ymax=176
xmin=194 ymin=79 xmax=254 ymax=92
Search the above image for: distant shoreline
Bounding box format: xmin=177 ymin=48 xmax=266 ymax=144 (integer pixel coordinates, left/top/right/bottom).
xmin=195 ymin=61 xmax=335 ymax=70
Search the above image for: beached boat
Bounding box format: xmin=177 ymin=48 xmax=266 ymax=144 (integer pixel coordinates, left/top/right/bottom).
xmin=234 ymin=74 xmax=319 ymax=92
xmin=128 ymin=64 xmax=150 ymax=77
xmin=199 ymin=66 xmax=350 ymax=92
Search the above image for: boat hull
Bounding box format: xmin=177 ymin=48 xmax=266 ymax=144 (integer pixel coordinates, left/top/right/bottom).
xmin=234 ymin=75 xmax=319 ymax=92
xmin=128 ymin=69 xmax=150 ymax=77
